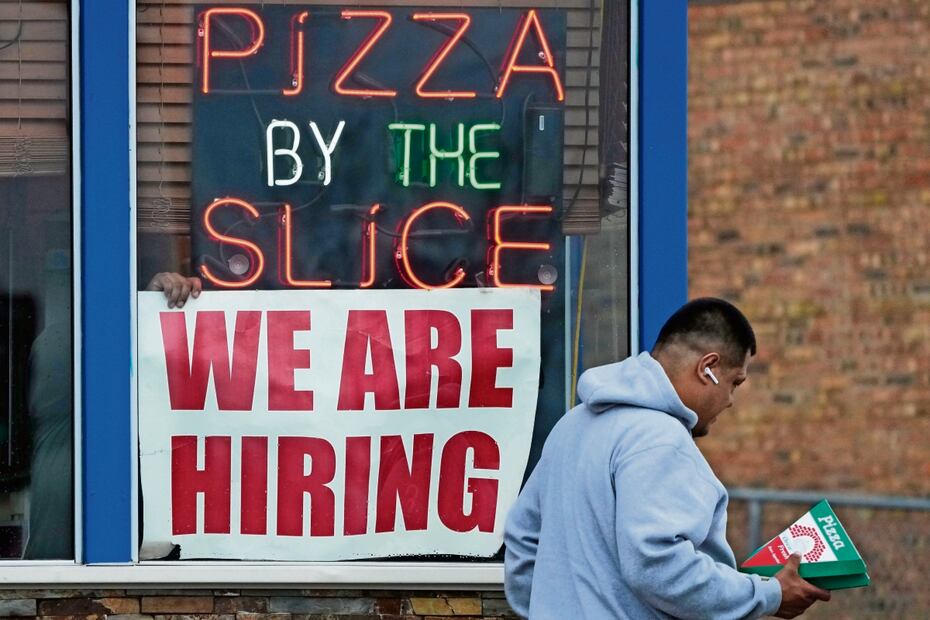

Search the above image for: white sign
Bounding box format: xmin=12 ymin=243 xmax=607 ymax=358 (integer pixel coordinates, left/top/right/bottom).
xmin=138 ymin=289 xmax=540 ymax=561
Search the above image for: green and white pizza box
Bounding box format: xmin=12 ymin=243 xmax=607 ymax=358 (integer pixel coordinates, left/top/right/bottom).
xmin=739 ymin=500 xmax=870 ymax=590
xmin=804 ymin=572 xmax=871 ymax=591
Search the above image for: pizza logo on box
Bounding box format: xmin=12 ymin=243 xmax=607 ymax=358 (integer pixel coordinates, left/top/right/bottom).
xmin=742 ymin=511 xmax=839 ymax=567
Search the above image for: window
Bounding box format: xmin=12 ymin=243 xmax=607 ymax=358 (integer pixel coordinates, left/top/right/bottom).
xmin=135 ymin=0 xmax=627 ymax=563
xmin=0 ymin=0 xmax=74 ymax=560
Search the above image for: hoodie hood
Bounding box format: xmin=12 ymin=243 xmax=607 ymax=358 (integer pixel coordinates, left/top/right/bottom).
xmin=576 ymin=351 xmax=698 ymax=430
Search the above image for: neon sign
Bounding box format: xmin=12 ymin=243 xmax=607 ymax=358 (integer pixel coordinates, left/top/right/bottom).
xmin=192 ymin=6 xmax=566 ymax=292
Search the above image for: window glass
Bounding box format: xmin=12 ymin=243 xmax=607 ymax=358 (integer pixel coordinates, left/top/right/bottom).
xmin=0 ymin=0 xmax=74 ymax=560
xmin=135 ymin=0 xmax=626 ymax=562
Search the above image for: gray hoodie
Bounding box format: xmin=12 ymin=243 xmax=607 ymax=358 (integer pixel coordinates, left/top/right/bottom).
xmin=504 ymin=352 xmax=782 ymax=619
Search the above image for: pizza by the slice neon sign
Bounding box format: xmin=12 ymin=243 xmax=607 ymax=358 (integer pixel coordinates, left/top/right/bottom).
xmin=194 ymin=7 xmax=565 ymax=294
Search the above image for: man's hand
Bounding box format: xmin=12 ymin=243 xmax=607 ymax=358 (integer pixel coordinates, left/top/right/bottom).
xmin=145 ymin=272 xmax=202 ymax=308
xmin=773 ymin=554 xmax=831 ymax=618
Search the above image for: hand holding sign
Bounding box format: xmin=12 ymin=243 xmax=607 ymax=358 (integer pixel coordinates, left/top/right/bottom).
xmin=146 ymin=272 xmax=203 ymax=309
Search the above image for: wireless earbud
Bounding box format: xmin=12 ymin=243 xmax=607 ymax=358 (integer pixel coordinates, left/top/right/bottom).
xmin=704 ymin=367 xmax=720 ymax=385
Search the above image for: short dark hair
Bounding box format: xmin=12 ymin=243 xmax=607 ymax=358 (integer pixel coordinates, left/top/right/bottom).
xmin=653 ymin=298 xmax=756 ymax=366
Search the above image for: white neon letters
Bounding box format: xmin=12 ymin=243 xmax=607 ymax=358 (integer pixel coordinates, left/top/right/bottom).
xmin=266 ymin=119 xmax=346 ymax=187
xmin=308 ymin=120 xmax=346 ymax=187
xmin=266 ymin=120 xmax=303 ymax=187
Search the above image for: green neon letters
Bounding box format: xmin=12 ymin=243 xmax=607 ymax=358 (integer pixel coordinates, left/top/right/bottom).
xmin=387 ymin=123 xmax=426 ymax=187
xmin=388 ymin=122 xmax=502 ymax=190
xmin=468 ymin=123 xmax=501 ymax=190
xmin=429 ymin=123 xmax=465 ymax=187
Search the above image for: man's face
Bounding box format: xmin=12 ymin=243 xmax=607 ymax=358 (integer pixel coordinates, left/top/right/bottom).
xmin=692 ymin=351 xmax=750 ymax=438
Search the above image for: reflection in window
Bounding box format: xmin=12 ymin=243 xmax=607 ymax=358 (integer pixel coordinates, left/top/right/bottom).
xmin=0 ymin=0 xmax=74 ymax=559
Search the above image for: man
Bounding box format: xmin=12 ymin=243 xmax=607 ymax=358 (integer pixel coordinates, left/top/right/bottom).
xmin=504 ymin=298 xmax=830 ymax=619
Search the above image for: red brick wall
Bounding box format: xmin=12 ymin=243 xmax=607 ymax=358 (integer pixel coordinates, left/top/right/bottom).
xmin=689 ymin=0 xmax=930 ymax=496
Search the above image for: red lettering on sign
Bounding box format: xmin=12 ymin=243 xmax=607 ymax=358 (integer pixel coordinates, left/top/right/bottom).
xmin=396 ymin=202 xmax=470 ymax=290
xmin=497 ymin=9 xmax=565 ymax=102
xmin=487 ymin=205 xmax=554 ymax=291
xmin=376 ymin=434 xmax=434 ymax=532
xmin=468 ymin=309 xmax=514 ymax=407
xmin=200 ymin=198 xmax=266 ymax=288
xmin=171 ymin=435 xmax=232 ymax=535
xmin=438 ymin=431 xmax=500 ymax=532
xmin=267 ymin=310 xmax=314 ymax=411
xmin=343 ymin=436 xmax=372 ymax=536
xmin=278 ymin=204 xmax=332 ymax=288
xmin=337 ymin=310 xmax=401 ymax=410
xmin=412 ymin=13 xmax=475 ymax=99
xmin=276 ymin=437 xmax=336 ymax=536
xmin=333 ymin=10 xmax=397 ymax=98
xmin=404 ymin=310 xmax=463 ymax=409
xmin=166 ymin=431 xmax=506 ymax=538
xmin=282 ymin=11 xmax=309 ymax=96
xmin=200 ymin=8 xmax=266 ymax=94
xmin=240 ymin=436 xmax=268 ymax=535
xmin=359 ymin=204 xmax=381 ymax=288
xmin=161 ymin=310 xmax=260 ymax=411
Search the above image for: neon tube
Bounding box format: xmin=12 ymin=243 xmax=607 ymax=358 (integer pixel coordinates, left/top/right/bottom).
xmin=201 ymin=8 xmax=266 ymax=95
xmin=412 ymin=13 xmax=475 ymax=99
xmin=200 ymin=197 xmax=265 ymax=288
xmin=333 ymin=10 xmax=397 ymax=98
xmin=396 ymin=202 xmax=470 ymax=290
xmin=487 ymin=205 xmax=554 ymax=291
xmin=496 ymin=9 xmax=565 ymax=102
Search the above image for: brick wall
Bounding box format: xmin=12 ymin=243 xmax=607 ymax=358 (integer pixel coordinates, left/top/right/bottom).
xmin=689 ymin=0 xmax=930 ymax=496
xmin=690 ymin=3 xmax=930 ymax=614
xmin=0 ymin=589 xmax=514 ymax=619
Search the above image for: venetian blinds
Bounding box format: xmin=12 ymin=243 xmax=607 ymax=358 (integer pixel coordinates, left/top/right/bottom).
xmin=0 ymin=1 xmax=70 ymax=178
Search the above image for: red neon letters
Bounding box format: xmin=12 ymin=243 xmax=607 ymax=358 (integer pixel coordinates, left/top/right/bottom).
xmin=488 ymin=205 xmax=555 ymax=291
xmin=199 ymin=8 xmax=563 ymax=100
xmin=278 ymin=204 xmax=332 ymax=288
xmin=202 ymin=198 xmax=555 ymax=292
xmin=412 ymin=13 xmax=475 ymax=99
xmin=201 ymin=198 xmax=266 ymax=289
xmin=396 ymin=202 xmax=471 ymax=290
xmin=282 ymin=11 xmax=310 ymax=96
xmin=496 ymin=9 xmax=565 ymax=102
xmin=333 ymin=10 xmax=397 ymax=98
xmin=200 ymin=8 xmax=265 ymax=95
xmin=360 ymin=204 xmax=381 ymax=288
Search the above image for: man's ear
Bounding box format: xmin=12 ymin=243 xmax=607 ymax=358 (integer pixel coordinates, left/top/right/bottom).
xmin=697 ymin=352 xmax=721 ymax=384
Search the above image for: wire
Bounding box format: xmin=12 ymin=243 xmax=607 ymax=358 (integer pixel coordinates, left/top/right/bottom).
xmin=215 ymin=186 xmax=330 ymax=266
xmin=570 ymin=236 xmax=589 ymax=406
xmin=0 ymin=20 xmax=23 ymax=53
xmin=412 ymin=19 xmax=506 ymax=127
xmin=212 ymin=18 xmax=268 ymax=128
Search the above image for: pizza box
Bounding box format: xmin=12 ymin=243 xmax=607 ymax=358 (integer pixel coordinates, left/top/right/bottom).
xmin=739 ymin=500 xmax=870 ymax=590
